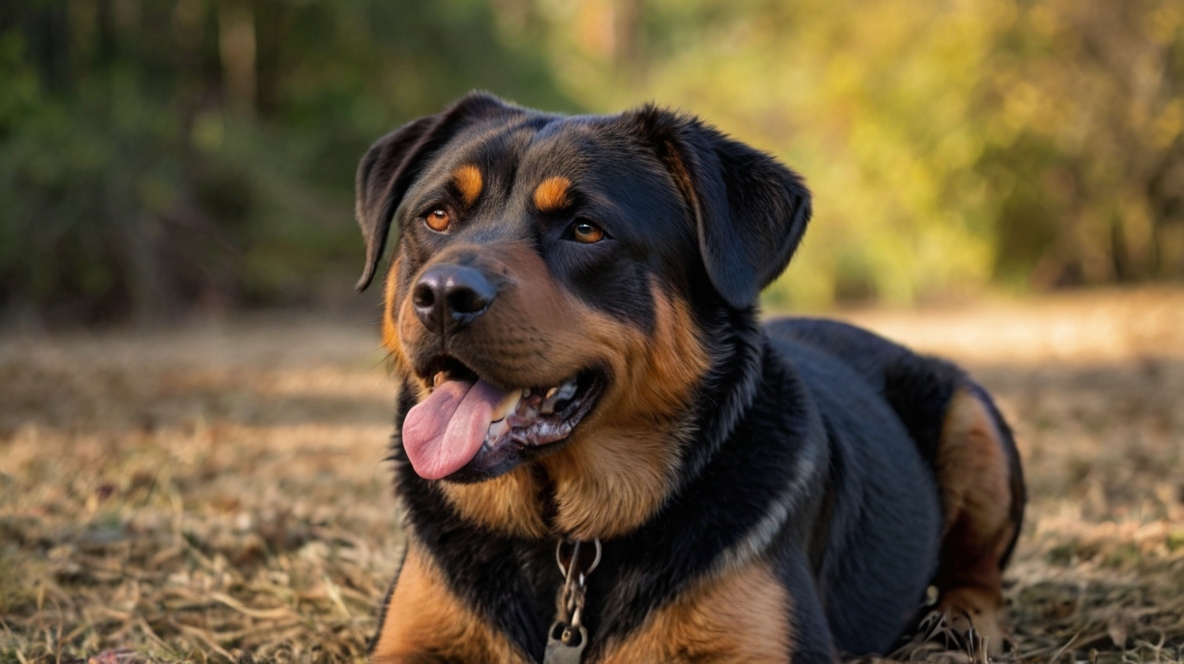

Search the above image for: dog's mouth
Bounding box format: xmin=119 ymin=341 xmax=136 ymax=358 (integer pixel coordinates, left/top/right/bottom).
xmin=402 ymin=358 xmax=605 ymax=482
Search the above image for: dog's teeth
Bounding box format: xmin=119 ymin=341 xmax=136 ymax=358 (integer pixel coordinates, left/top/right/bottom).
xmin=542 ymin=381 xmax=580 ymax=411
xmin=487 ymin=418 xmax=508 ymax=441
xmin=490 ymin=390 xmax=522 ymax=422
xmin=523 ymin=388 xmax=532 ymax=398
xmin=541 ymin=392 xmax=557 ymax=414
xmin=433 ymin=372 xmax=447 ymax=387
xmin=541 ymin=381 xmax=578 ymax=414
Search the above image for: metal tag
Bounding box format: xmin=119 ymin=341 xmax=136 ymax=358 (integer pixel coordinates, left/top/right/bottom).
xmin=543 ymin=622 xmax=587 ymax=664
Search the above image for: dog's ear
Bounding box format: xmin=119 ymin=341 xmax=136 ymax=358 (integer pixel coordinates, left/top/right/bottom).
xmin=354 ymin=92 xmax=515 ymax=292
xmin=620 ymin=106 xmax=812 ymax=308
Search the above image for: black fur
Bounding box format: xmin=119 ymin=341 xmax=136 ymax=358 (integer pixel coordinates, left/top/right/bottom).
xmin=355 ymin=92 xmax=523 ymax=291
xmin=619 ymin=106 xmax=813 ymax=309
xmin=358 ymin=93 xmax=1024 ymax=662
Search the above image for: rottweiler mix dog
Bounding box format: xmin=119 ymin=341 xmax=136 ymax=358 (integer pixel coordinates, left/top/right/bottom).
xmin=354 ymin=92 xmax=1025 ymax=664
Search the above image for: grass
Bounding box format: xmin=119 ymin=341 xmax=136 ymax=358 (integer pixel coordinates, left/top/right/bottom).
xmin=2 ymin=287 xmax=1184 ymax=663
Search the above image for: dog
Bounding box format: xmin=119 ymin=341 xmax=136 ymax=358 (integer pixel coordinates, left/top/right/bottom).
xmin=354 ymin=92 xmax=1025 ymax=664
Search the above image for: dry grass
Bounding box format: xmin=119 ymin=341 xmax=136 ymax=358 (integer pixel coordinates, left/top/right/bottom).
xmin=0 ymin=318 xmax=399 ymax=663
xmin=2 ymin=288 xmax=1183 ymax=663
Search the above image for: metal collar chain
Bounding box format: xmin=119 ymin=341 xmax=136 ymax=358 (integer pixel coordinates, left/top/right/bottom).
xmin=543 ymin=538 xmax=601 ymax=664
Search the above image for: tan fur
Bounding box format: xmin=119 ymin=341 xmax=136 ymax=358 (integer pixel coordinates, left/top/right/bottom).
xmin=381 ymin=256 xmax=401 ymax=356
xmin=542 ymin=287 xmax=707 ymax=539
xmin=383 ymin=259 xmax=429 ymax=400
xmin=440 ymin=470 xmax=549 ymax=539
xmin=371 ymin=540 xmax=527 ymax=664
xmin=599 ymin=560 xmax=793 ymax=663
xmin=387 ymin=242 xmax=708 ymax=539
xmin=934 ymin=388 xmax=1017 ymax=653
xmin=453 ymin=164 xmax=484 ymax=207
xmin=381 ymin=258 xmax=413 ymax=382
xmin=938 ymin=389 xmax=1014 ymax=542
xmin=533 ymin=176 xmax=572 ymax=212
xmin=936 ymin=583 xmax=1004 ymax=653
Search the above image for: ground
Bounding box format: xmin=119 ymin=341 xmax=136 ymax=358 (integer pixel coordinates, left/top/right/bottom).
xmin=1 ymin=288 xmax=1182 ymax=663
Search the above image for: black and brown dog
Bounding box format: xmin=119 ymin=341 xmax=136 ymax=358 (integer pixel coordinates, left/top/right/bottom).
xmin=354 ymin=92 xmax=1025 ymax=664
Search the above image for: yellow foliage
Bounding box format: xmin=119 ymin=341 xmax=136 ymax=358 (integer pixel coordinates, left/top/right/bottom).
xmin=509 ymin=0 xmax=1184 ymax=304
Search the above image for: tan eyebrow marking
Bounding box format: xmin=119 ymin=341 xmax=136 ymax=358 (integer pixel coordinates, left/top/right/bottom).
xmin=452 ymin=164 xmax=483 ymax=207
xmin=533 ymin=176 xmax=572 ymax=213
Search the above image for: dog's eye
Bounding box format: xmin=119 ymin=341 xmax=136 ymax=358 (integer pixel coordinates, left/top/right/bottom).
xmin=572 ymin=220 xmax=605 ymax=244
xmin=424 ymin=208 xmax=451 ymax=232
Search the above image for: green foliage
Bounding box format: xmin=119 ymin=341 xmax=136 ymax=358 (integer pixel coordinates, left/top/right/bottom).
xmin=0 ymin=0 xmax=570 ymax=322
xmin=1 ymin=0 xmax=1182 ymax=322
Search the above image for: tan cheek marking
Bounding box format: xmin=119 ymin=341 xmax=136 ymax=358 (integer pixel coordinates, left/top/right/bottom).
xmin=599 ymin=560 xmax=793 ymax=663
xmin=382 ymin=257 xmax=421 ymax=395
xmin=545 ymin=284 xmax=710 ymax=540
xmin=382 ymin=257 xmax=403 ymax=354
xmin=453 ymin=164 xmax=484 ymax=207
xmin=371 ymin=540 xmax=526 ymax=663
xmin=533 ymin=176 xmax=571 ymax=213
xmin=623 ymin=289 xmax=710 ymax=426
xmin=386 ymin=261 xmax=430 ymax=399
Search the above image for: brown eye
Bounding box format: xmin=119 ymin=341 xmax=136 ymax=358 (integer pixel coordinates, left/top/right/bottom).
xmin=424 ymin=208 xmax=451 ymax=232
xmin=572 ymin=220 xmax=605 ymax=244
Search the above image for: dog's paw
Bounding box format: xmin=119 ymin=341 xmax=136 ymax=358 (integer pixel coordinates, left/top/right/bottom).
xmin=934 ymin=586 xmax=1008 ymax=657
xmin=894 ymin=587 xmax=1012 ymax=662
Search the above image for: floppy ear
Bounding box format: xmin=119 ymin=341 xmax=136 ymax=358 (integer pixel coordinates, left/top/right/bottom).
xmin=621 ymin=107 xmax=812 ymax=308
xmin=354 ymin=92 xmax=515 ymax=292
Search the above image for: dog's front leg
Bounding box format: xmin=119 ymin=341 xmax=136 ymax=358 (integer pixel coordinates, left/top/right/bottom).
xmin=595 ymin=555 xmax=833 ymax=663
xmin=370 ymin=539 xmax=531 ymax=664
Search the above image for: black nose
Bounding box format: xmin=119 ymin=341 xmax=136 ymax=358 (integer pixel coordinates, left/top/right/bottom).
xmin=412 ymin=264 xmax=498 ymax=334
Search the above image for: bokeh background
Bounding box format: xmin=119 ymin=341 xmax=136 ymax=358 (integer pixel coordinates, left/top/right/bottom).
xmin=3 ymin=0 xmax=1183 ymax=325
xmin=3 ymin=2 xmax=1184 ymax=663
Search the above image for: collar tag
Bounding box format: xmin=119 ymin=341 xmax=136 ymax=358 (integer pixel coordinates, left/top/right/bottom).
xmin=544 ymin=623 xmax=587 ymax=664
xmin=543 ymin=539 xmax=601 ymax=664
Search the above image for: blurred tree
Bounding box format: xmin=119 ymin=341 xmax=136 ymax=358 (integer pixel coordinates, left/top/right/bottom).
xmin=535 ymin=0 xmax=1184 ymax=306
xmin=976 ymin=0 xmax=1184 ymax=288
xmin=0 ymin=0 xmax=571 ymax=323
xmin=1 ymin=0 xmax=1181 ymax=324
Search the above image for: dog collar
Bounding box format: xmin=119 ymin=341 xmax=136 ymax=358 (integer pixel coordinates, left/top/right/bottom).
xmin=544 ymin=538 xmax=602 ymax=664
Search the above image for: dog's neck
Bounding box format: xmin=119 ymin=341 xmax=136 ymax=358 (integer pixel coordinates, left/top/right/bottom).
xmin=672 ymin=305 xmax=767 ymax=489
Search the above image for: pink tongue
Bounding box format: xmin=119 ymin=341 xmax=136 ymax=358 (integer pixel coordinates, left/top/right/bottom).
xmin=402 ymin=379 xmax=511 ymax=480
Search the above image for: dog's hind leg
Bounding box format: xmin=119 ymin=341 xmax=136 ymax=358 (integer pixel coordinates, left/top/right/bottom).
xmin=931 ymin=384 xmax=1025 ymax=655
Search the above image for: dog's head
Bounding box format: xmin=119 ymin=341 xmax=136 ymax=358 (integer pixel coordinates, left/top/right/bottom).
xmin=356 ymin=92 xmax=810 ymax=532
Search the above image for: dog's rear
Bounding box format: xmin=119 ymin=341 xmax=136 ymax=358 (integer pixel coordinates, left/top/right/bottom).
xmin=767 ymin=318 xmax=1025 ymax=653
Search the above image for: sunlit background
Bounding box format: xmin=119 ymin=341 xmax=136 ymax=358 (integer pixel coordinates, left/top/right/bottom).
xmin=3 ymin=0 xmax=1182 ymax=325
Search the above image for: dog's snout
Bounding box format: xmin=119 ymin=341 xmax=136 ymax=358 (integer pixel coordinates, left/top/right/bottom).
xmin=413 ymin=264 xmax=497 ymax=334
